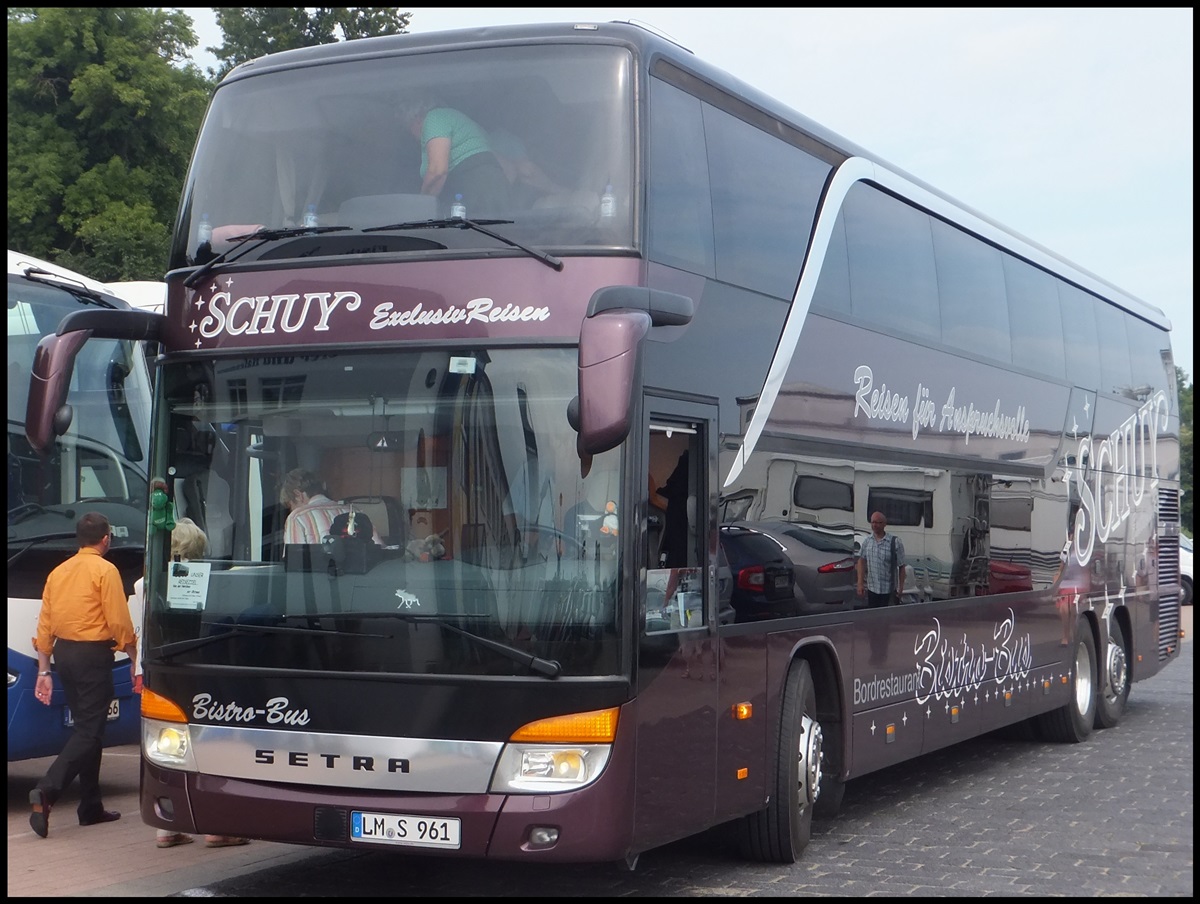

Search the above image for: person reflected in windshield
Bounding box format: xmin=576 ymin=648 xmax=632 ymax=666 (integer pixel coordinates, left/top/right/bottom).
xmin=280 ymin=468 xmax=381 ymax=547
xmin=397 ymin=94 xmax=510 ymax=218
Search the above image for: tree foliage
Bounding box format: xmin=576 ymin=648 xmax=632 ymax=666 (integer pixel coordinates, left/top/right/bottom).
xmin=7 ymin=7 xmax=411 ymax=279
xmin=208 ymin=8 xmax=411 ymax=81
xmin=7 ymin=7 xmax=212 ymax=279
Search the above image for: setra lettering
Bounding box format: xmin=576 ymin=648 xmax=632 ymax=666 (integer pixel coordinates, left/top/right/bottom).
xmin=254 ymin=750 xmax=410 ymax=773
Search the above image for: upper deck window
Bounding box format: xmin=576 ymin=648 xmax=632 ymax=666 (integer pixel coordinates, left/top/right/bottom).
xmin=646 ymin=78 xmax=830 ymax=300
xmin=171 ymin=44 xmax=634 ymax=270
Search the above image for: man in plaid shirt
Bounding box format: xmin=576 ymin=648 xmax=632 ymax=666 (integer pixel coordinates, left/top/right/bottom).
xmin=856 ymin=511 xmax=905 ymax=609
xmin=279 ymin=468 xmax=381 ymax=547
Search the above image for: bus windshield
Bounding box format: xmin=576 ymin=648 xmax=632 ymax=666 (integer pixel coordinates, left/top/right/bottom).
xmin=143 ymin=347 xmax=623 ymax=678
xmin=170 ymin=42 xmax=634 ymax=271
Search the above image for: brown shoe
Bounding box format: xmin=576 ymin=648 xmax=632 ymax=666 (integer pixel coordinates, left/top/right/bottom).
xmin=205 ymin=835 xmax=250 ymax=847
xmin=157 ymin=832 xmax=196 ymax=848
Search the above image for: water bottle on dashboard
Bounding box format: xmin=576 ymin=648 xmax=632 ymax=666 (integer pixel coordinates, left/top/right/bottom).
xmin=600 ymin=183 xmax=616 ymax=219
xmin=197 ymin=213 xmax=212 ymax=246
xmin=451 ymin=193 xmax=466 ymax=219
xmin=303 ymin=204 xmax=319 ymax=229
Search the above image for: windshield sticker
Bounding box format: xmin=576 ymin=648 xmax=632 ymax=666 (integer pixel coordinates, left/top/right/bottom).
xmin=166 ymin=561 xmax=212 ymax=610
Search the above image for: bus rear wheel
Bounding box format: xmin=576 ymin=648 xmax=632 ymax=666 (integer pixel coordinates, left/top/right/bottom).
xmin=1093 ymin=619 xmax=1129 ymax=729
xmin=738 ymin=659 xmax=818 ymax=862
xmin=1037 ymin=620 xmax=1097 ymax=743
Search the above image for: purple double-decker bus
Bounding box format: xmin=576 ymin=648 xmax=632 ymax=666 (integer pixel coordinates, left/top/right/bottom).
xmin=25 ymin=21 xmax=1183 ymax=869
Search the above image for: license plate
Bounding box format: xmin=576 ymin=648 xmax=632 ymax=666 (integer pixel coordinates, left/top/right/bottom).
xmin=64 ymin=698 xmax=119 ymax=727
xmin=351 ymin=810 xmax=461 ymax=848
xmin=774 ymin=574 xmax=790 ymax=589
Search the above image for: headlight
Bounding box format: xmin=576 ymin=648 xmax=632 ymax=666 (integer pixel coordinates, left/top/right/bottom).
xmin=142 ymin=717 xmax=198 ymax=770
xmin=490 ymin=743 xmax=611 ymax=793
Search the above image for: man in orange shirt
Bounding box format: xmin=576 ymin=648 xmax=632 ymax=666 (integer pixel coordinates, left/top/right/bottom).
xmin=29 ymin=512 xmax=137 ymax=838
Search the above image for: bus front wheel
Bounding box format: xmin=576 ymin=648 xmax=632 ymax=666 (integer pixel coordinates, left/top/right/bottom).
xmin=738 ymin=659 xmax=818 ymax=862
xmin=1037 ymin=620 xmax=1097 ymax=743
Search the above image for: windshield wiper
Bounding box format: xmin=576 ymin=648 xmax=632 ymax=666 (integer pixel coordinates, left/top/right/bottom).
xmin=8 ymin=502 xmax=57 ymax=526
xmin=7 ymin=532 xmax=78 ymax=568
xmin=391 ymin=613 xmax=562 ymax=678
xmin=152 ymin=620 xmax=389 ymax=661
xmin=20 ymin=267 xmax=114 ymax=307
xmin=184 ymin=224 xmax=352 ymax=289
xmin=364 ymin=217 xmax=563 ymax=272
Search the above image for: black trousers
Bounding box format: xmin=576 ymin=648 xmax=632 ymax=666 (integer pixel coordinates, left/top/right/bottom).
xmin=36 ymin=639 xmax=115 ymax=820
xmin=866 ymin=590 xmax=893 ymax=609
xmin=442 ymin=152 xmax=511 ymax=218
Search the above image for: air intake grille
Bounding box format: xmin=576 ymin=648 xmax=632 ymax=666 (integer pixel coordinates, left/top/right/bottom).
xmin=1155 ymin=487 xmax=1182 ymax=661
xmin=1157 ymin=487 xmax=1181 ymax=523
xmin=314 ymin=806 xmax=349 ymax=842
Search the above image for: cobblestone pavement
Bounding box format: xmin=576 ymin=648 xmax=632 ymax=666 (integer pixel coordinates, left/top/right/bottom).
xmin=9 ymin=616 xmax=1191 ymax=897
xmin=201 ymin=632 xmax=1193 ymax=898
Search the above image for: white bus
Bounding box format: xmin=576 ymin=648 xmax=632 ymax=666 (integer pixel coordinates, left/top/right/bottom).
xmin=7 ymin=250 xmax=154 ymax=760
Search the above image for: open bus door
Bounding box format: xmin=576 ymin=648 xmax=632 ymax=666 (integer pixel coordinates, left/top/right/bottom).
xmin=633 ymin=400 xmax=720 ymax=849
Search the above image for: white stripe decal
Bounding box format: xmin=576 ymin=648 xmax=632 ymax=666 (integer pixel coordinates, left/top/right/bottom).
xmin=722 ymin=154 xmax=1165 ymax=488
xmin=724 ymin=156 xmax=873 ymax=487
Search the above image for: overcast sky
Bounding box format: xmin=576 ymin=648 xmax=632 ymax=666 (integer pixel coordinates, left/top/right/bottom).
xmin=180 ymin=7 xmax=1193 ymax=379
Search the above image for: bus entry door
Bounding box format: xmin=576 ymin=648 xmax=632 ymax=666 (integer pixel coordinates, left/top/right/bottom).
xmin=633 ymin=405 xmax=718 ymax=849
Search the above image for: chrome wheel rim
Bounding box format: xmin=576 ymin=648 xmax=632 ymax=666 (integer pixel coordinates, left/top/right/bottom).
xmin=1103 ymin=638 xmax=1128 ymax=703
xmin=798 ymin=713 xmax=823 ymax=809
xmin=1073 ymin=640 xmax=1094 ymax=713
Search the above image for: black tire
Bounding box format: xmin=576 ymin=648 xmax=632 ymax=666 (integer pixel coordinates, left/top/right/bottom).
xmin=814 ymin=769 xmax=846 ymax=819
xmin=1182 ymin=575 xmax=1192 ymax=607
xmin=1094 ymin=619 xmax=1129 ymax=729
xmin=1037 ymin=619 xmax=1097 ymax=743
xmin=738 ymin=660 xmax=819 ymax=862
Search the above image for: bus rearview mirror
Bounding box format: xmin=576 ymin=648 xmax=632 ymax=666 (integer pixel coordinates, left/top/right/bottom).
xmin=572 ymin=286 xmax=693 ymax=455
